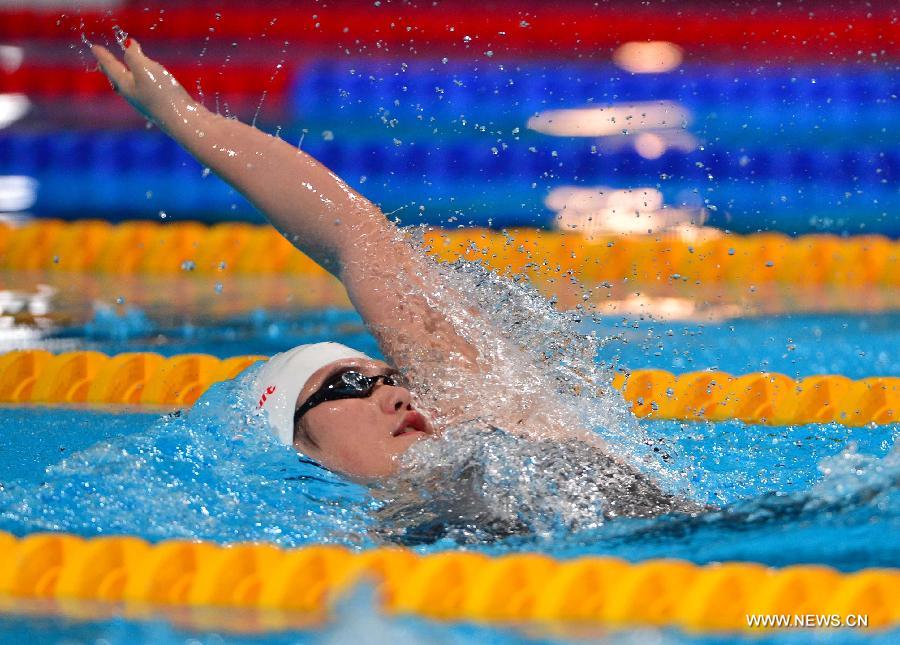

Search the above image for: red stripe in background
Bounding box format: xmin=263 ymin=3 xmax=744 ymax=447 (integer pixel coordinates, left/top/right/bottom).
xmin=0 ymin=63 xmax=293 ymax=99
xmin=0 ymin=4 xmax=895 ymax=61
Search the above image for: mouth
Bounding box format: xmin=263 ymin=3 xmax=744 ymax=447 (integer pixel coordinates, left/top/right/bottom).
xmin=392 ymin=411 xmax=430 ymax=437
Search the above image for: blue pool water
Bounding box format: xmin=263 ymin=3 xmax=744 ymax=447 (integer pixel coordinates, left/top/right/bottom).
xmin=1 ymin=403 xmax=898 ymax=643
xmin=2 ymin=298 xmax=898 ymax=643
xmin=43 ymin=306 xmax=900 ymax=379
xmin=2 ymin=404 xmax=897 ymax=569
xmin=0 ymin=589 xmax=896 ymax=645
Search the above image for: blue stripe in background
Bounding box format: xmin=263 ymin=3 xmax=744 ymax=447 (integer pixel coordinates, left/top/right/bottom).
xmin=7 ymin=62 xmax=898 ymax=235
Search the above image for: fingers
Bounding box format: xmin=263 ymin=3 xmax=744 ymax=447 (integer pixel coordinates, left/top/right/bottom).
xmin=122 ymin=37 xmax=146 ymax=69
xmin=122 ymin=38 xmax=171 ymax=89
xmin=91 ymin=44 xmax=128 ymax=77
xmin=90 ymin=44 xmax=134 ymax=94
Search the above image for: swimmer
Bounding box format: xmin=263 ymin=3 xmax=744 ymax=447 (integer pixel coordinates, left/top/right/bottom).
xmin=90 ymin=40 xmax=688 ymax=517
xmin=93 ymin=39 xmax=483 ymax=481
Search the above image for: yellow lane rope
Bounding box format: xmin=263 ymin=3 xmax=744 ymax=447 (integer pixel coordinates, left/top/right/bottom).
xmin=0 ymin=350 xmax=896 ymax=425
xmin=0 ymin=532 xmax=897 ymax=632
xmin=0 ymin=220 xmax=896 ymax=285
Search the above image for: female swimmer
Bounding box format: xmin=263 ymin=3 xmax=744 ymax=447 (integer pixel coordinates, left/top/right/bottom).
xmin=90 ymin=40 xmax=684 ymax=519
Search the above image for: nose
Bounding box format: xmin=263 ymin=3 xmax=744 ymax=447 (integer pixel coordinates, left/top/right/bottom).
xmin=376 ymin=381 xmax=413 ymax=414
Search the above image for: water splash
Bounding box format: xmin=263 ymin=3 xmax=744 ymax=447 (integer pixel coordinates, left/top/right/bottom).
xmin=0 ymin=367 xmax=375 ymax=546
xmin=372 ymin=424 xmax=705 ymax=545
xmin=111 ymin=24 xmax=128 ymax=50
xmin=380 ymin=234 xmax=688 ymax=490
xmin=0 ymin=248 xmax=707 ymax=546
xmin=538 ymin=438 xmax=900 ymax=567
xmin=81 ymin=302 xmax=153 ymax=340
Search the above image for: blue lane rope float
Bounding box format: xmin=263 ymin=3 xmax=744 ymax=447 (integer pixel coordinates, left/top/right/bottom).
xmin=3 ymin=132 xmax=895 ymax=186
xmin=294 ymin=60 xmax=897 ymax=128
xmin=1 ymin=132 xmax=897 ymax=233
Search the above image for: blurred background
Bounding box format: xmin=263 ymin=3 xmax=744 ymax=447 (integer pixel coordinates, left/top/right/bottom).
xmin=0 ymin=0 xmax=896 ymax=235
xmin=0 ymin=0 xmax=896 ymax=375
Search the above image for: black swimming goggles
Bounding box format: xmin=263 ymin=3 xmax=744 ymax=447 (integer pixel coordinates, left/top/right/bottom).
xmin=294 ymin=369 xmax=403 ymax=424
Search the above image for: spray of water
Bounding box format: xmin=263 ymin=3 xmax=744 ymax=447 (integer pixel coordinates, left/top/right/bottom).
xmin=0 ymin=369 xmax=376 ymax=547
xmin=359 ymin=235 xmax=703 ymax=542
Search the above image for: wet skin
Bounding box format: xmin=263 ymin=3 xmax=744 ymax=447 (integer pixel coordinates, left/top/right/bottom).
xmin=293 ymin=358 xmax=436 ymax=481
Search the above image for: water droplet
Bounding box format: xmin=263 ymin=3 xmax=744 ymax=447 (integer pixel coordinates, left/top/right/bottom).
xmin=111 ymin=24 xmax=128 ymax=48
xmin=180 ymin=260 xmax=196 ymax=271
xmin=159 ymin=211 xmax=167 ymax=219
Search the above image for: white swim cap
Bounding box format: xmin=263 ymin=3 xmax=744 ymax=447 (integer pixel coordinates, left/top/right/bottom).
xmin=254 ymin=342 xmax=372 ymax=445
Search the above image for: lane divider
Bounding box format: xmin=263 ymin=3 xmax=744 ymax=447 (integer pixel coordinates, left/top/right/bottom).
xmin=0 ymin=532 xmax=896 ymax=632
xmin=0 ymin=350 xmax=263 ymax=407
xmin=0 ymin=350 xmax=896 ymax=426
xmin=0 ymin=221 xmax=896 ymax=285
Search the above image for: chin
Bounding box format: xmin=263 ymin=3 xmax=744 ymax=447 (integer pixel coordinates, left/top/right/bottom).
xmin=342 ymin=463 xmax=398 ymax=483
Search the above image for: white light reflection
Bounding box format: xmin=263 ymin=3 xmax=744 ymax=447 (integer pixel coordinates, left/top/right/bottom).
xmin=596 ymin=129 xmax=698 ymax=158
xmin=0 ymin=284 xmax=57 ymax=348
xmin=527 ymin=101 xmax=691 ymax=138
xmin=0 ymin=45 xmax=24 ymax=73
xmin=546 ymin=185 xmax=707 ymax=237
xmin=0 ymin=285 xmax=55 ymax=317
xmin=612 ymin=41 xmax=683 ymax=74
xmin=0 ymin=94 xmax=30 ymax=128
xmin=597 ymin=295 xmax=743 ymax=322
xmin=546 ymin=185 xmax=663 ymax=213
xmin=0 ymin=176 xmax=38 ymax=212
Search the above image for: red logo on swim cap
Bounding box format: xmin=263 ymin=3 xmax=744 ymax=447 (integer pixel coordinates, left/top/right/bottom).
xmin=258 ymin=385 xmax=276 ymax=408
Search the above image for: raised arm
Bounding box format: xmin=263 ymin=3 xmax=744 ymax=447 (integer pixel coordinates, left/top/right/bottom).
xmin=91 ymin=40 xmax=620 ymax=451
xmin=91 ymin=40 xmax=479 ymax=375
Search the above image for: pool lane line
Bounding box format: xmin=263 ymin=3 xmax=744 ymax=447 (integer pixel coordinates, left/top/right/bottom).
xmin=0 ymin=221 xmax=897 ymax=286
xmin=0 ymin=350 xmax=896 ymax=426
xmin=0 ymin=531 xmax=896 ymax=633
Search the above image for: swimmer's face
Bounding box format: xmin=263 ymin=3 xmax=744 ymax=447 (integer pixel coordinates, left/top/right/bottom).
xmin=292 ymin=358 xmax=435 ymax=481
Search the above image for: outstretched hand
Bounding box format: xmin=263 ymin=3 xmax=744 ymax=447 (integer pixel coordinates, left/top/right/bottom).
xmin=91 ymin=38 xmax=196 ymax=130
